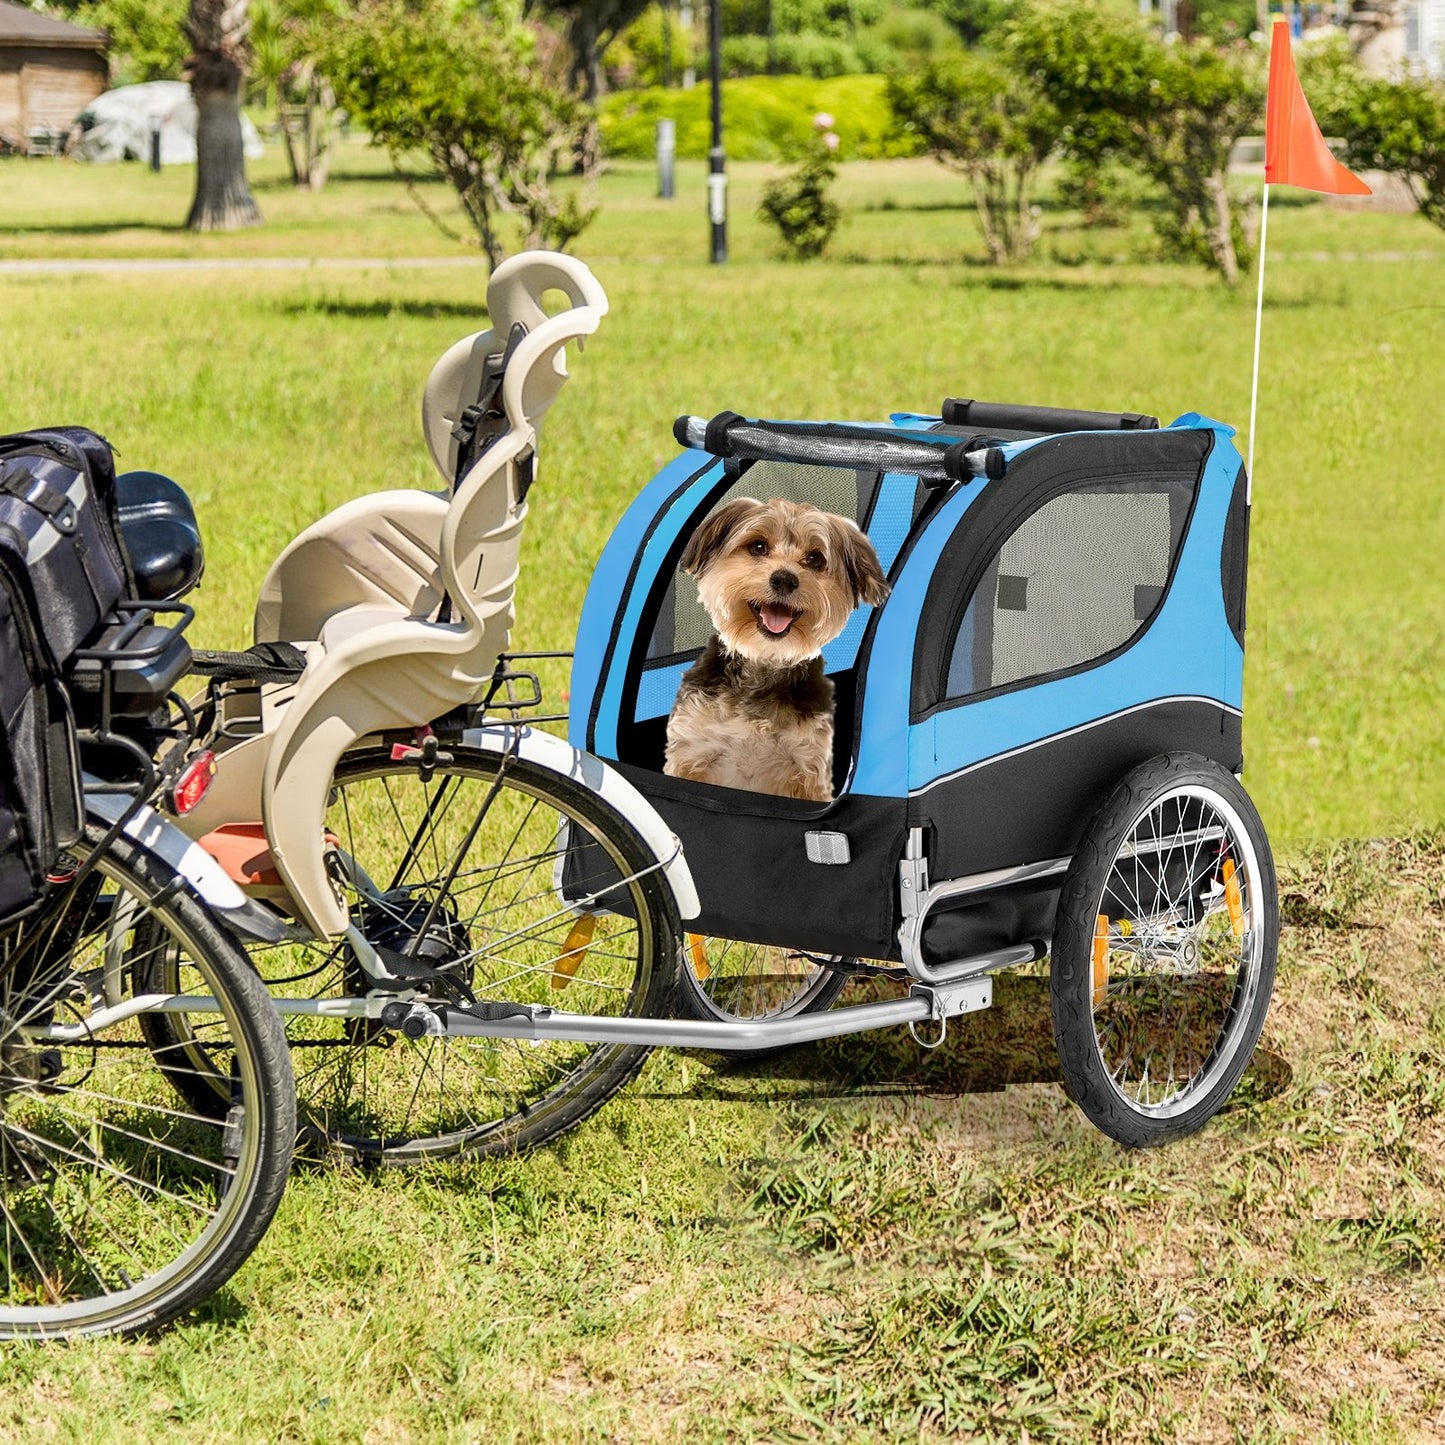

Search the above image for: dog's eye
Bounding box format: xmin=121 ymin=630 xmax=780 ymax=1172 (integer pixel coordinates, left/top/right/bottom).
xmin=747 ymin=539 xmax=768 ymax=557
xmin=803 ymin=550 xmax=826 ymax=571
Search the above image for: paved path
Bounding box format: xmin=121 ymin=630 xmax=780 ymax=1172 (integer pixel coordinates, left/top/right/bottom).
xmin=0 ymin=255 xmax=490 ymax=274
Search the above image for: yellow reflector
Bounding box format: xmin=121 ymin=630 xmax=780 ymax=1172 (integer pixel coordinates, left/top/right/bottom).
xmin=552 ymin=912 xmax=596 ymax=990
xmin=1092 ymin=915 xmax=1109 ymax=1008
xmin=1222 ymin=857 xmax=1245 ymax=936
xmin=687 ymin=933 xmax=710 ymax=982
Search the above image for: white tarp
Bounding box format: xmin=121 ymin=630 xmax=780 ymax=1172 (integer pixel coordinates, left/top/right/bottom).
xmin=72 ymin=82 xmax=264 ymax=165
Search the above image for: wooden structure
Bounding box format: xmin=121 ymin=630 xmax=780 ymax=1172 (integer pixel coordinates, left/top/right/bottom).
xmin=0 ymin=0 xmax=107 ymax=153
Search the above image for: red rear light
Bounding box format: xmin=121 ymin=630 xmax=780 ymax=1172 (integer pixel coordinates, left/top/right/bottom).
xmin=170 ymin=751 xmax=217 ymax=816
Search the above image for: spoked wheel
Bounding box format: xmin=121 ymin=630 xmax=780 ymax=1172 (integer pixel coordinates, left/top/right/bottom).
xmin=0 ymin=824 xmax=294 ymax=1340
xmin=1050 ymin=753 xmax=1278 ymax=1147
xmin=241 ymin=746 xmax=680 ymax=1164
xmin=677 ymin=935 xmax=849 ymax=1028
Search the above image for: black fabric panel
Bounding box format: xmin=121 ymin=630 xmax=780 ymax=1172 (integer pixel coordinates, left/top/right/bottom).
xmin=920 ymin=882 xmax=1061 ymax=967
xmin=616 ymin=762 xmax=907 ymax=959
xmin=1221 ymin=466 xmax=1249 ymax=649
xmin=912 ymin=429 xmax=1215 ymax=719
xmin=911 ymin=699 xmax=1243 ymax=881
xmin=0 ymin=570 xmax=71 ymax=931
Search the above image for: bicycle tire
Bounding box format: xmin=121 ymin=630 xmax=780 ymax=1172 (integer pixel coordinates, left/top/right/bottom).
xmin=0 ymin=822 xmax=295 ymax=1340
xmin=1050 ymin=752 xmax=1279 ymax=1147
xmin=241 ymin=745 xmax=680 ymax=1163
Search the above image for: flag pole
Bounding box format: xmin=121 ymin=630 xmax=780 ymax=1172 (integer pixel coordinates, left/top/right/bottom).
xmin=1245 ymin=180 xmax=1270 ymax=505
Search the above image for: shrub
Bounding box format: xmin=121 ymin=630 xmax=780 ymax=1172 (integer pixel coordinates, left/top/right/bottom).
xmin=855 ymin=6 xmax=965 ymax=72
xmin=888 ymin=50 xmax=1059 ymax=263
xmin=1304 ymin=37 xmax=1445 ymax=230
xmin=721 ymin=31 xmax=866 ymax=77
xmin=320 ymin=0 xmax=594 ymax=264
xmin=1008 ymin=3 xmax=1264 ymax=284
xmin=600 ymin=74 xmax=920 ymax=161
xmin=758 ymin=113 xmax=842 ymax=257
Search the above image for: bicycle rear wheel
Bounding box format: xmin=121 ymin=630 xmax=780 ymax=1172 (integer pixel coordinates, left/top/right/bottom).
xmin=0 ymin=823 xmax=294 ymax=1340
xmin=244 ymin=745 xmax=680 ymax=1163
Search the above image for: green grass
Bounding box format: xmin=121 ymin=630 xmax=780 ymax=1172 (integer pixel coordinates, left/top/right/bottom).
xmin=0 ymin=149 xmax=1441 ymax=1439
xmin=1 ymin=836 xmax=1441 ymax=1441
xmin=3 ymin=147 xmax=1442 ymax=839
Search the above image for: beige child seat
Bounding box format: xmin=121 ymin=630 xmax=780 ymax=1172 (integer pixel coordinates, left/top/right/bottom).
xmin=181 ymin=252 xmax=609 ymax=939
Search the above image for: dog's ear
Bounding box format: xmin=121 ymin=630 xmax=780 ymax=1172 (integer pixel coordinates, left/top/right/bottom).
xmin=679 ymin=497 xmax=761 ymax=576
xmin=831 ymin=517 xmax=890 ymax=608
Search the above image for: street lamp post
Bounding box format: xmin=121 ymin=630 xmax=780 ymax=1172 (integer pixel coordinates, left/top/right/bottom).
xmin=708 ymin=0 xmax=727 ymax=263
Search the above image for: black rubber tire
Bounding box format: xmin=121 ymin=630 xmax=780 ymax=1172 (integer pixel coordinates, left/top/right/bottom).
xmin=245 ymin=746 xmax=680 ymax=1163
xmin=0 ymin=823 xmax=295 ymax=1340
xmin=1050 ymin=752 xmax=1278 ymax=1148
xmin=676 ymin=936 xmax=850 ymax=1032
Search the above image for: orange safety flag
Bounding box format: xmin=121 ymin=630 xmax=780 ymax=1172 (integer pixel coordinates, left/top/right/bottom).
xmin=1265 ymin=18 xmax=1371 ymax=195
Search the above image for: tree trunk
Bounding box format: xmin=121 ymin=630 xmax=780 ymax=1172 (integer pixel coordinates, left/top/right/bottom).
xmin=1204 ymin=171 xmax=1239 ymax=286
xmin=568 ymin=10 xmax=604 ymax=178
xmin=185 ymin=0 xmax=263 ymax=231
xmin=187 ymin=85 xmax=263 ymax=230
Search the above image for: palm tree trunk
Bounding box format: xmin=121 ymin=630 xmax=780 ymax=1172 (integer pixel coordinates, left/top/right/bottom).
xmin=185 ymin=0 xmax=263 ymax=231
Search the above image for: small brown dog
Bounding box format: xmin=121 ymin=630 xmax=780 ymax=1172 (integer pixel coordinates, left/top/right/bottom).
xmin=664 ymin=496 xmax=888 ymax=803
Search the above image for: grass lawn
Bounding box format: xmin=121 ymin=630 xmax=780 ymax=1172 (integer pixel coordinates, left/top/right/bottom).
xmin=0 ymin=144 xmax=1441 ymax=1440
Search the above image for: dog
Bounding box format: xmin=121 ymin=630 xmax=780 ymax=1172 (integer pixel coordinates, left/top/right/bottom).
xmin=664 ymin=496 xmax=889 ymax=803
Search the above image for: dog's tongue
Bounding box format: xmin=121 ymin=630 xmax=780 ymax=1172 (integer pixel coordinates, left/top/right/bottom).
xmin=759 ymin=604 xmax=794 ymax=635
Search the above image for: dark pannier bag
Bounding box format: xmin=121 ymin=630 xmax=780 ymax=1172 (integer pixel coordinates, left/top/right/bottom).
xmin=0 ymin=427 xmax=132 ymax=930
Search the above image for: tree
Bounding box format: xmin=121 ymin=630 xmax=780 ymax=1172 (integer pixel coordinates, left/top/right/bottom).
xmin=250 ymin=0 xmax=342 ymax=190
xmin=74 ymin=0 xmax=189 ymax=82
xmin=1008 ymin=3 xmax=1264 ymax=284
xmin=185 ymin=0 xmax=263 ymax=230
xmin=888 ymin=50 xmax=1059 ymax=264
xmin=527 ymin=0 xmax=652 ymax=173
xmin=321 ymin=0 xmax=594 ymax=265
xmin=1306 ymin=39 xmax=1445 ymax=229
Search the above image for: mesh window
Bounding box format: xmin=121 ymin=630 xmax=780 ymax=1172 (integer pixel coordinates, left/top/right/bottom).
xmin=946 ymin=476 xmax=1195 ymax=698
xmin=645 ymin=460 xmax=879 ymax=663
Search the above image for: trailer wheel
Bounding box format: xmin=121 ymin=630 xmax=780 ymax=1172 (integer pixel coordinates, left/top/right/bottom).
xmin=677 ymin=936 xmax=849 ymax=1031
xmin=1050 ymin=753 xmax=1278 ymax=1147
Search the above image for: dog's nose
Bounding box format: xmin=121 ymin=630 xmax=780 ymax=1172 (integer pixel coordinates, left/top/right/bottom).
xmin=769 ymin=569 xmax=799 ymax=595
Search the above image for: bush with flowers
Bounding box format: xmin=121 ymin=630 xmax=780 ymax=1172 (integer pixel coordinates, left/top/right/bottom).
xmin=758 ymin=112 xmax=843 ymax=259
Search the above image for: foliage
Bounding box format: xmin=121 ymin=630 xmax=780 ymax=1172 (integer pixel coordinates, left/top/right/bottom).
xmin=758 ymin=114 xmax=842 ymax=256
xmin=64 ymin=0 xmax=189 ymax=82
xmin=249 ymin=0 xmax=344 ymax=190
xmin=601 ymin=73 xmax=920 ymax=160
xmin=723 ymin=0 xmax=886 ymax=37
xmin=722 ymin=29 xmax=865 ymax=76
xmin=606 ymin=3 xmax=693 ymax=89
xmin=716 ymin=8 xmax=963 ymax=77
xmin=936 ymin=0 xmax=1022 ymax=46
xmin=887 ymin=50 xmax=1058 ymax=262
xmin=855 ymin=5 xmax=964 ymax=70
xmin=526 ymin=0 xmax=652 ymax=172
xmin=1053 ymin=156 xmax=1138 ymax=227
xmin=319 ymin=0 xmax=595 ymax=263
xmin=1188 ymin=0 xmax=1258 ymax=45
xmin=1008 ymin=2 xmax=1264 ymax=284
xmin=1304 ymin=37 xmax=1445 ymax=231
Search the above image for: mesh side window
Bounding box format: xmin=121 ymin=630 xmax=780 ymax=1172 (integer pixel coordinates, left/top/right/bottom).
xmin=646 ymin=460 xmax=878 ymax=663
xmin=946 ymin=476 xmax=1195 ymax=698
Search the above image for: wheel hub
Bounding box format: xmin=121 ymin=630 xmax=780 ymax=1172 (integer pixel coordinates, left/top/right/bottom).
xmin=353 ymin=891 xmax=475 ymax=1002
